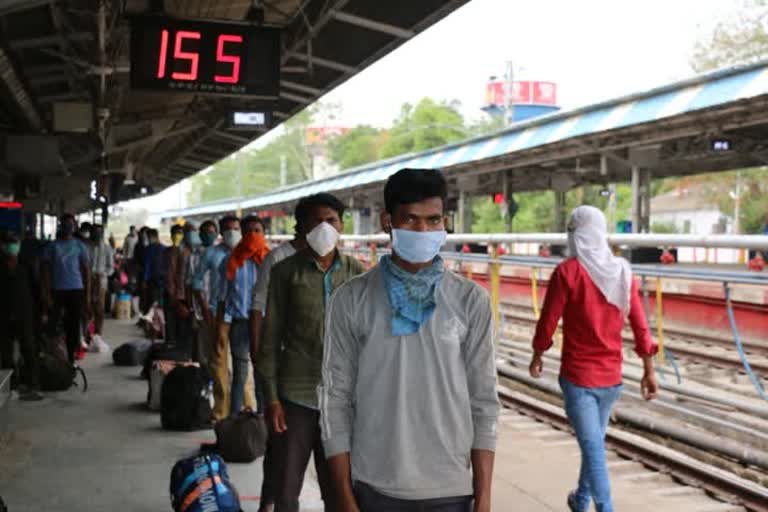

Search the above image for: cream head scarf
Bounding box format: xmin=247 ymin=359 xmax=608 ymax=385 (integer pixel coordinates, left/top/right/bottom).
xmin=567 ymin=205 xmax=632 ymax=314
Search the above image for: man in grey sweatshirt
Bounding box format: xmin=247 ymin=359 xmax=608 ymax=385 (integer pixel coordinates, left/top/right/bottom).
xmin=319 ymin=168 xmax=500 ymax=512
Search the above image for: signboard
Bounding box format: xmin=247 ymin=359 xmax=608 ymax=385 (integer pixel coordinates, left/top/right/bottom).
xmin=485 ymin=80 xmax=558 ymax=106
xmin=229 ymin=111 xmax=271 ymax=130
xmin=130 ymin=15 xmax=280 ymax=96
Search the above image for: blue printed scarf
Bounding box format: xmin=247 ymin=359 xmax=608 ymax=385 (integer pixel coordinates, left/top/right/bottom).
xmin=380 ymin=255 xmax=444 ymax=336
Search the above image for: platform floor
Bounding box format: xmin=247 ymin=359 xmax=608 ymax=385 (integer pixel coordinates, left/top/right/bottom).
xmin=1 ymin=319 xmax=739 ymax=512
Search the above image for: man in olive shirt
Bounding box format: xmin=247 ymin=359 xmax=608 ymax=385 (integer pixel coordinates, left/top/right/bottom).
xmin=256 ymin=193 xmax=365 ymax=512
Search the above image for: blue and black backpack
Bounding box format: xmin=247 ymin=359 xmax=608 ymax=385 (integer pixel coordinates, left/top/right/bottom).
xmin=170 ymin=453 xmax=242 ymax=512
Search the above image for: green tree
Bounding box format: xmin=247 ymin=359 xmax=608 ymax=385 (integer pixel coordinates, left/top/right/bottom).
xmin=379 ymin=98 xmax=468 ymax=158
xmin=327 ymin=125 xmax=385 ymax=170
xmin=691 ymin=0 xmax=768 ymax=72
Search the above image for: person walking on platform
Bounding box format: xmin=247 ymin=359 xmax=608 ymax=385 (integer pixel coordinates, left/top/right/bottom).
xmin=90 ymin=225 xmax=113 ymax=341
xmin=529 ymin=205 xmax=659 ymax=512
xmin=257 ymin=193 xmax=364 ymax=512
xmin=0 ymin=233 xmax=43 ymax=401
xmin=42 ymin=214 xmax=91 ymax=364
xmin=218 ymin=215 xmax=269 ymax=416
xmin=319 ymin=169 xmax=499 ymax=512
xmin=248 ymin=205 xmax=307 ymax=512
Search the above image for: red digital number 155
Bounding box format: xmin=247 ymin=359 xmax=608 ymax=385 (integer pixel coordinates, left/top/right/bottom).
xmin=156 ymin=30 xmax=242 ymax=84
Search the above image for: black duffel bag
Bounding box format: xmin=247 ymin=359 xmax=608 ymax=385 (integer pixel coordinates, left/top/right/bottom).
xmin=161 ymin=365 xmax=212 ymax=431
xmin=113 ymin=338 xmax=153 ymax=366
xmin=214 ymin=411 xmax=268 ymax=463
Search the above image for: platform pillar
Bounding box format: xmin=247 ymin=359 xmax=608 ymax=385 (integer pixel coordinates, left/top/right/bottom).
xmin=641 ymin=169 xmax=652 ymax=233
xmin=457 ymin=190 xmax=473 ymax=233
xmin=631 ymin=166 xmax=641 ymax=233
xmin=553 ymin=190 xmax=567 ymax=232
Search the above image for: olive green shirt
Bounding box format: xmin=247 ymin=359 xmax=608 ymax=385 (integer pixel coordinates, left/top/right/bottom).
xmin=256 ymin=249 xmax=365 ymax=408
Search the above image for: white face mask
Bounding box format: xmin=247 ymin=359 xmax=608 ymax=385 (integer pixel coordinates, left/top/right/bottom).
xmin=306 ymin=222 xmax=340 ymax=257
xmin=223 ymin=229 xmax=242 ymax=249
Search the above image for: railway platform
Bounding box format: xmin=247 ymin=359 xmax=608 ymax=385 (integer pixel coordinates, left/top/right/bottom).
xmin=2 ymin=318 xmax=762 ymax=511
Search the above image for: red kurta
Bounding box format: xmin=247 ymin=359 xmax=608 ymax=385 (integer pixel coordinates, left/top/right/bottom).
xmin=533 ymin=258 xmax=658 ymax=387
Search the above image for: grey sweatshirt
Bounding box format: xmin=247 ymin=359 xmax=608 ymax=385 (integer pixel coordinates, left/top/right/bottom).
xmin=319 ymin=265 xmax=500 ymax=500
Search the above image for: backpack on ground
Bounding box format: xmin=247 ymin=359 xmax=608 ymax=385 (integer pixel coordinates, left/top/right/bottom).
xmin=113 ymin=338 xmax=152 ymax=366
xmin=148 ymin=360 xmax=198 ymax=411
xmin=141 ymin=342 xmax=189 ymax=380
xmin=39 ymin=354 xmax=87 ymax=392
xmin=161 ymin=365 xmax=212 ymax=431
xmin=214 ymin=411 xmax=268 ymax=463
xmin=170 ymin=453 xmax=241 ymax=512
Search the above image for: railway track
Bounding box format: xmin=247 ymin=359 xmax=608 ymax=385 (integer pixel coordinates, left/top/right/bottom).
xmin=499 ymin=301 xmax=768 ymax=375
xmin=497 ymin=385 xmax=768 ymax=512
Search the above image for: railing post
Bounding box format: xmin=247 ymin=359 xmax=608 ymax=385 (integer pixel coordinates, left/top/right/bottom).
xmin=490 ymin=243 xmax=501 ymax=340
xmin=655 ymin=277 xmax=665 ymax=365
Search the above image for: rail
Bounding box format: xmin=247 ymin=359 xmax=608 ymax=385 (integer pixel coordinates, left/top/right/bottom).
xmin=270 ymin=232 xmax=768 ymax=250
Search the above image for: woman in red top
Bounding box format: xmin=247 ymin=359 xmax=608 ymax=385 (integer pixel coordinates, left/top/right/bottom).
xmin=529 ymin=205 xmax=659 ymax=512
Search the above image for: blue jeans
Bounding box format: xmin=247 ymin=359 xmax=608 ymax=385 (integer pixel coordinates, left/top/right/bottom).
xmin=228 ymin=319 xmax=261 ymax=415
xmin=559 ymin=376 xmax=623 ymax=512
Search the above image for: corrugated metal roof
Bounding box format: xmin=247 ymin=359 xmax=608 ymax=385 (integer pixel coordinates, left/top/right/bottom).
xmin=166 ymin=59 xmax=768 ymax=218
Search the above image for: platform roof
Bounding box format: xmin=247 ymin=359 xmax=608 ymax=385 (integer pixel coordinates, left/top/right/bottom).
xmin=164 ymin=59 xmax=768 ymax=220
xmin=0 ymin=0 xmax=468 ymax=213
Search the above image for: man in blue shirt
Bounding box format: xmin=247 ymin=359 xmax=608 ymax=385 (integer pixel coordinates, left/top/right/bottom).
xmin=218 ymin=215 xmax=267 ymax=416
xmin=193 ymin=215 xmax=256 ymax=420
xmin=42 ymin=214 xmax=91 ymax=364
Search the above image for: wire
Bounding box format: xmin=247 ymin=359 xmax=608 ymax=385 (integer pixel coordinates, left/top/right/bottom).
xmin=724 ymin=282 xmax=768 ymax=402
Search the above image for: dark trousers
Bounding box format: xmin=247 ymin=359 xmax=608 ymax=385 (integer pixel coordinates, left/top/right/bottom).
xmin=354 ymin=482 xmax=473 ymax=512
xmin=0 ymin=316 xmax=39 ymax=389
xmin=275 ymin=402 xmax=335 ymax=512
xmin=260 ymin=430 xmax=283 ymax=507
xmin=53 ymin=290 xmax=85 ymax=364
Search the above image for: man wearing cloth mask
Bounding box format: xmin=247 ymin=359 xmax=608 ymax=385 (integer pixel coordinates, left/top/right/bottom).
xmin=194 ymin=216 xmax=257 ymax=420
xmin=42 ymin=214 xmax=92 ymax=364
xmin=248 ymin=201 xmax=308 ymax=512
xmin=320 ymin=168 xmax=499 ymax=512
xmin=218 ymin=215 xmax=269 ymax=416
xmin=0 ymin=233 xmax=42 ymax=400
xmin=90 ymin=224 xmax=114 ymax=342
xmin=529 ymin=205 xmax=658 ymax=512
xmin=257 ymin=193 xmax=364 ymax=512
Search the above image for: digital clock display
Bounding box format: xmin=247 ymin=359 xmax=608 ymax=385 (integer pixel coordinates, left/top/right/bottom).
xmin=130 ymin=16 xmax=280 ymax=97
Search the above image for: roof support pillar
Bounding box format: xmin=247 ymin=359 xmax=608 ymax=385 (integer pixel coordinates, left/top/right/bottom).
xmin=631 ymin=166 xmax=652 ymax=233
xmin=553 ymin=190 xmax=566 ymax=233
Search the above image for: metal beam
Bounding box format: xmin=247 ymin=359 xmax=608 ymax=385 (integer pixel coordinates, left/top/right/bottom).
xmin=0 ymin=47 xmax=43 ymax=130
xmin=106 ymin=122 xmax=206 ymax=154
xmin=26 ymin=63 xmax=69 ymax=76
xmin=213 ymin=129 xmax=251 ymax=145
xmin=10 ymin=32 xmax=92 ymax=50
xmin=332 ymin=11 xmax=415 ymax=39
xmin=29 ymin=73 xmax=68 ymax=86
xmin=279 ymin=91 xmax=313 ymax=104
xmin=0 ymin=0 xmax=53 ymax=17
xmin=37 ymin=91 xmax=87 ymax=103
xmin=282 ymin=80 xmax=323 ymax=96
xmin=287 ymin=51 xmax=356 ymax=74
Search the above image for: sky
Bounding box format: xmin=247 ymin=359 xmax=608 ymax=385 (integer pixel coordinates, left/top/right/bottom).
xmin=122 ymin=0 xmax=742 ymax=221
